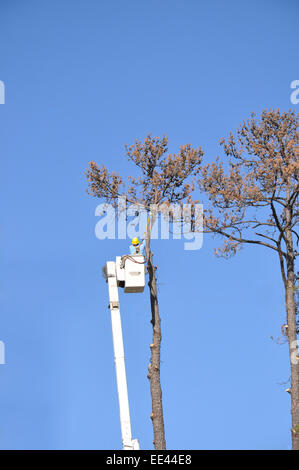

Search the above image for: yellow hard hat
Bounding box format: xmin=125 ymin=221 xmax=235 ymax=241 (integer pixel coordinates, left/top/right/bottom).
xmin=132 ymin=237 xmax=139 ymax=246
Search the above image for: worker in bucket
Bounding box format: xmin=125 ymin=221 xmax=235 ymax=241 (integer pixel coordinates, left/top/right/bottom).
xmin=130 ymin=237 xmax=145 ymax=255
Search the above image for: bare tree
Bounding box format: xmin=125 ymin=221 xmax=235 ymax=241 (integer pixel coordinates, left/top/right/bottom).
xmin=197 ymin=109 xmax=299 ymax=448
xmin=86 ymin=135 xmax=203 ymax=449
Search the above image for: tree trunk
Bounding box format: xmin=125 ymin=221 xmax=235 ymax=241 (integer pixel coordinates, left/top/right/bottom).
xmin=145 ymin=235 xmax=166 ymax=450
xmin=285 ymin=272 xmax=299 ymax=449
xmin=285 ymin=208 xmax=299 ymax=449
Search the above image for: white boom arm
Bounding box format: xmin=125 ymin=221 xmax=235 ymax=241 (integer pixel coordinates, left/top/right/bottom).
xmin=106 ymin=261 xmax=140 ymax=450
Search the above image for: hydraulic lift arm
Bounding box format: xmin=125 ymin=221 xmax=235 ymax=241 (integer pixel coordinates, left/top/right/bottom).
xmin=106 ymin=261 xmax=140 ymax=450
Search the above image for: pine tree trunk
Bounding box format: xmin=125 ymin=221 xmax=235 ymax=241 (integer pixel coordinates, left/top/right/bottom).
xmin=145 ymin=236 xmax=166 ymax=450
xmin=285 ymin=207 xmax=299 ymax=449
xmin=285 ymin=257 xmax=299 ymax=449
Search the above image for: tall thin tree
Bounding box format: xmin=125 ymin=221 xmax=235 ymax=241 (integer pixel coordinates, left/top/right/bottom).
xmin=86 ymin=135 xmax=203 ymax=449
xmin=197 ymin=109 xmax=299 ymax=448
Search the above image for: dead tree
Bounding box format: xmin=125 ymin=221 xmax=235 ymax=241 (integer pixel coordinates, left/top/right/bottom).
xmin=197 ymin=109 xmax=299 ymax=449
xmin=86 ymin=135 xmax=203 ymax=449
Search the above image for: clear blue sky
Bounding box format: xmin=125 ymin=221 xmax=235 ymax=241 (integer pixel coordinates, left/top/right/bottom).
xmin=0 ymin=0 xmax=298 ymax=450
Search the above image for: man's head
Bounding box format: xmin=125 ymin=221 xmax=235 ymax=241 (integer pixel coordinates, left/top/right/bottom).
xmin=132 ymin=237 xmax=139 ymax=246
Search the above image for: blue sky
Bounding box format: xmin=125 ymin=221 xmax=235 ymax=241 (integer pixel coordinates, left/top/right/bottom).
xmin=0 ymin=0 xmax=298 ymax=450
